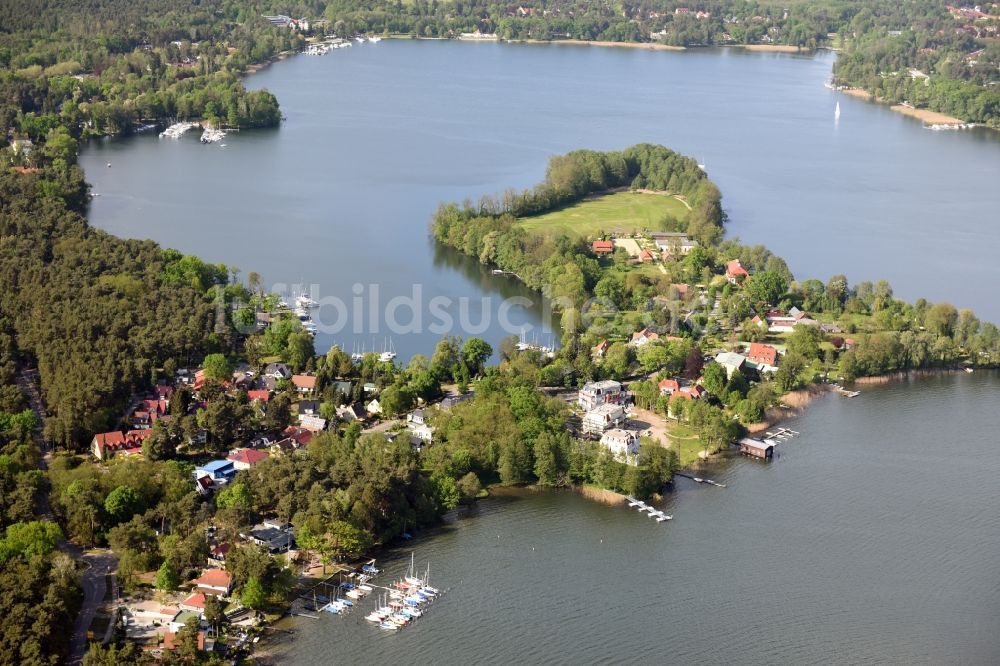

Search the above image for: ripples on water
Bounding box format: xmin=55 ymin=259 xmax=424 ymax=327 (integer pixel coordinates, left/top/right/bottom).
xmin=268 ymin=373 xmax=1000 ymax=665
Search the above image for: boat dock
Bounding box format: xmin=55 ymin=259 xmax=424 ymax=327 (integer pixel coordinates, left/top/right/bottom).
xmin=624 ymin=496 xmax=672 ymax=522
xmin=763 ymin=427 xmax=798 ymax=442
xmin=831 ymin=383 xmax=861 ymax=398
xmin=674 ymin=472 xmax=726 ymax=488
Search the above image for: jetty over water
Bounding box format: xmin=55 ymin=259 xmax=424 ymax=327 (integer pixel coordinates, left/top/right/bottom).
xmin=624 ymin=496 xmax=672 ymax=522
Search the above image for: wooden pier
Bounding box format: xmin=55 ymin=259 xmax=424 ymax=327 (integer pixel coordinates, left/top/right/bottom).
xmin=674 ymin=472 xmax=726 ymax=488
xmin=763 ymin=427 xmax=798 ymax=442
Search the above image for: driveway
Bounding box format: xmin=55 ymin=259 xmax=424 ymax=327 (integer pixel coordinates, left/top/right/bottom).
xmin=68 ymin=550 xmax=118 ymax=665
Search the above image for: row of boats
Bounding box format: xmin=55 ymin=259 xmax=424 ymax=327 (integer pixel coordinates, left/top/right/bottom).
xmin=305 ymin=35 xmax=382 ymax=55
xmin=925 ymin=123 xmax=976 ymax=131
xmin=159 ymin=121 xmax=199 ymax=139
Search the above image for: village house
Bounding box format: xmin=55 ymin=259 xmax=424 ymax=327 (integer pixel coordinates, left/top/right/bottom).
xmin=263 ymin=362 xmax=292 ymax=380
xmin=291 ymin=374 xmax=317 ymax=395
xmin=407 ymin=409 xmax=434 ymax=442
xmin=658 ymin=378 xmax=681 ymax=395
xmin=332 ymin=380 xmax=352 ymax=397
xmin=247 ymin=389 xmax=271 ymax=403
xmin=241 ymin=520 xmax=295 ymax=553
xmin=192 ymin=568 xmax=232 ymax=596
xmin=582 ymin=403 xmax=627 ymax=435
xmin=208 ymin=543 xmax=230 ymax=566
xmin=599 ymin=428 xmax=641 ymax=463
xmin=578 ymin=380 xmax=624 ymax=411
xmin=629 ymin=328 xmax=660 ymax=347
xmin=296 ymin=399 xmax=319 ymax=415
xmin=638 ymin=249 xmax=654 ymax=263
xmin=283 ymin=425 xmax=314 ymax=447
xmin=592 ymin=240 xmax=614 ymax=255
xmin=226 ymin=448 xmax=270 ymax=470
xmin=91 ymin=429 xmax=152 ymax=460
xmin=131 ymin=397 xmax=169 ymax=428
xmin=193 ymin=460 xmax=236 ymax=494
xmin=592 ymin=340 xmax=610 ymax=358
xmin=651 ymin=232 xmax=698 ymax=255
xmin=335 ymin=403 xmax=367 ymax=422
xmin=366 ymin=398 xmax=382 ymax=415
xmin=440 ymin=391 xmax=472 ymax=410
xmin=726 ymin=259 xmax=749 ymax=284
xmin=179 ymin=593 xmax=207 ymax=613
xmin=298 ymin=414 xmax=327 ymax=432
xmin=715 ymin=351 xmax=748 ymax=379
xmin=161 ymin=628 xmax=207 ymax=653
xmin=746 ymin=342 xmax=780 ymax=373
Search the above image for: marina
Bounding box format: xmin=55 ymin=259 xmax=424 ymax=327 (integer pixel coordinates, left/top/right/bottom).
xmin=158 ymin=121 xmax=199 ymax=139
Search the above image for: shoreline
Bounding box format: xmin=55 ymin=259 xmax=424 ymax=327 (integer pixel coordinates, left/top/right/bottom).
xmin=839 ymin=88 xmax=967 ymax=125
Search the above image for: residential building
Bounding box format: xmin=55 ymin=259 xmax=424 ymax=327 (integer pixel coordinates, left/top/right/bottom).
xmin=440 ymin=391 xmax=472 ymax=410
xmin=638 ymin=249 xmax=654 ymax=263
xmin=746 ymin=343 xmax=779 ymax=373
xmin=282 ymin=426 xmax=314 ymax=447
xmin=298 ymin=414 xmax=327 ymax=432
xmin=264 ymin=362 xmax=292 ymax=380
xmin=600 ymin=428 xmax=640 ymax=463
xmin=193 ymin=568 xmax=232 ymax=596
xmin=335 ymin=403 xmax=367 ymax=422
xmin=658 ymin=378 xmax=681 ymax=395
xmin=726 ymin=259 xmax=749 ymax=284
xmin=592 ymin=240 xmax=614 ymax=254
xmin=593 ymin=340 xmax=610 ymax=358
xmin=296 ymin=400 xmax=319 ymax=415
xmin=91 ymin=429 xmax=152 ymax=460
xmin=578 ymin=380 xmax=624 ymax=411
xmin=582 ymin=403 xmax=626 ymax=435
xmin=291 ymin=374 xmax=317 ymax=394
xmin=629 ymin=328 xmax=660 ymax=347
xmin=227 ymin=448 xmax=270 ymax=470
xmin=651 ymin=232 xmax=698 ymax=255
xmin=366 ymin=398 xmax=382 ymax=415
xmin=241 ymin=520 xmax=295 ymax=553
xmin=247 ymin=389 xmax=271 ymax=403
xmin=193 ymin=460 xmax=236 ymax=493
xmin=714 ymin=352 xmax=747 ymax=379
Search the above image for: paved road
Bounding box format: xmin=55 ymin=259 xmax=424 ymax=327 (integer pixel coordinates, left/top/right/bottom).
xmin=67 ymin=550 xmax=118 ymax=665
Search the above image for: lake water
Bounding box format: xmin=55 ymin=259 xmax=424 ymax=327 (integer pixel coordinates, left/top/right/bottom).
xmin=263 ymin=371 xmax=1000 ymax=665
xmin=79 ymin=42 xmax=1000 ymax=362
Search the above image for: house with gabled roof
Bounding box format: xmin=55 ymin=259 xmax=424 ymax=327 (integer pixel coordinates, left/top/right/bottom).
xmin=91 ymin=429 xmax=152 ymax=460
xmin=746 ymin=342 xmax=779 ymax=372
xmin=227 ymin=447 xmax=270 ymax=470
xmin=291 ymin=374 xmax=317 ymax=394
xmin=726 ymin=259 xmax=749 ymax=284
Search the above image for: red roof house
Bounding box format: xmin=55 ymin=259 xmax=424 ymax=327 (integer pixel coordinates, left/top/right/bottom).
xmin=227 ymin=447 xmax=270 ymax=470
xmin=658 ymin=378 xmax=681 ymax=395
xmin=247 ymin=389 xmax=271 ymax=402
xmin=291 ymin=374 xmax=317 ymax=393
xmin=593 ymin=340 xmax=610 ymax=357
xmin=726 ymin=259 xmax=749 ymax=284
xmin=180 ymin=592 xmax=207 ymax=611
xmin=592 ymin=240 xmax=614 ymax=254
xmin=91 ymin=429 xmax=152 ymax=460
xmin=638 ymin=249 xmax=654 ymax=263
xmin=746 ymin=342 xmax=779 ymax=368
xmin=193 ymin=568 xmax=232 ymax=595
xmin=282 ymin=426 xmax=313 ymax=447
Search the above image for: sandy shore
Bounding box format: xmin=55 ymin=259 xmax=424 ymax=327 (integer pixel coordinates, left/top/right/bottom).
xmin=889 ymin=104 xmax=965 ymax=125
xmin=840 ymin=88 xmax=966 ymax=125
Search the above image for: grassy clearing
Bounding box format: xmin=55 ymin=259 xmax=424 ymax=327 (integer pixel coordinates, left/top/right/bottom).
xmin=519 ymin=191 xmax=689 ymax=237
xmin=665 ymin=422 xmax=706 ymax=468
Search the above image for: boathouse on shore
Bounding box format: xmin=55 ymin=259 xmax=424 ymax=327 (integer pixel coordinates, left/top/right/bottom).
xmin=738 ymin=437 xmax=775 ymax=460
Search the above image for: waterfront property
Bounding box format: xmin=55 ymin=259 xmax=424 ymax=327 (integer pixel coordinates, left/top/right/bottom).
xmin=599 ymin=428 xmax=640 ymax=463
xmin=738 ymin=437 xmax=776 ymax=460
xmin=726 ymin=259 xmax=749 ymax=284
xmin=715 ymin=351 xmax=748 ymax=379
xmin=746 ymin=342 xmax=780 ymax=373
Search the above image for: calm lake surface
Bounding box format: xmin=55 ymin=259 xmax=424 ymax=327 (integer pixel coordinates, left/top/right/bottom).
xmin=265 ymin=371 xmax=1000 ymax=665
xmin=80 ymin=42 xmax=1000 ymax=362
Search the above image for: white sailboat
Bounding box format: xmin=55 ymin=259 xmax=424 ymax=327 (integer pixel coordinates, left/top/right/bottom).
xmin=835 ymin=101 xmax=841 ymax=120
xmin=379 ymin=337 xmax=396 ymax=362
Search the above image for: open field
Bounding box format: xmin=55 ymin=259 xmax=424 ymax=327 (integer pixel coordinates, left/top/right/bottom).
xmin=519 ymin=191 xmax=689 ymax=237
